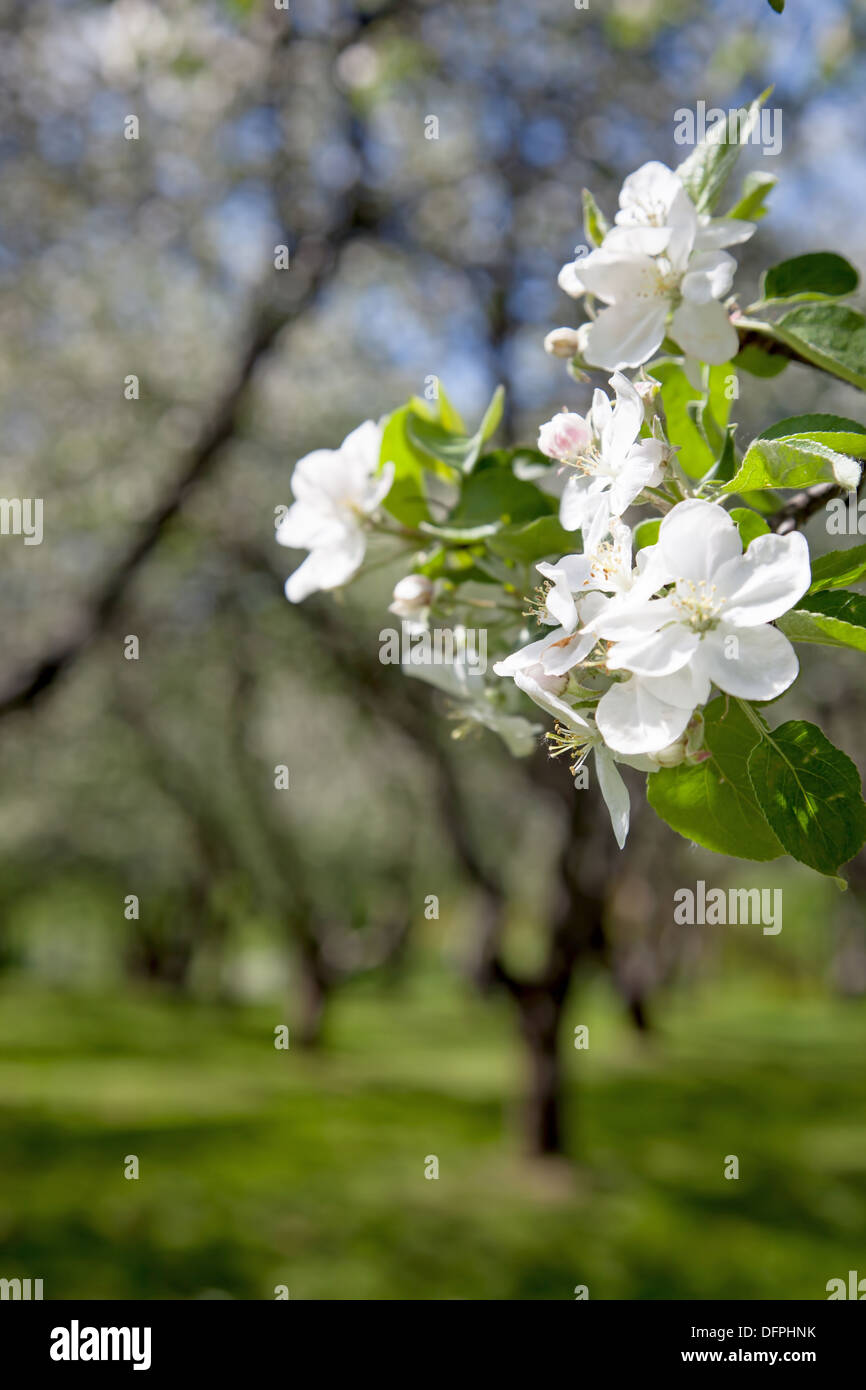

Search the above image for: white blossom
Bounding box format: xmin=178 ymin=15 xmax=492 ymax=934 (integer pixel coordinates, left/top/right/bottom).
xmin=538 ymin=372 xmax=665 ymax=534
xmin=589 ymin=499 xmax=810 ymax=754
xmin=277 ymin=420 xmax=394 ymax=603
xmin=557 ymin=162 xmax=755 ymax=371
xmin=510 ymin=668 xmax=654 ymax=848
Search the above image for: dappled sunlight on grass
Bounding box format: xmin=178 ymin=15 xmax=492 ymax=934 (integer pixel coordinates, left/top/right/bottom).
xmin=0 ymin=974 xmax=863 ymax=1299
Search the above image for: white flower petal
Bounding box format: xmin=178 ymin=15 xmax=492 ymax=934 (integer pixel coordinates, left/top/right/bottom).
xmin=603 ymin=224 xmax=672 ymax=257
xmin=650 ymin=663 xmax=712 ymax=708
xmin=694 ymin=217 xmax=756 ymax=251
xmin=681 ymin=250 xmax=736 ymax=304
xmin=584 ymin=300 xmax=670 ymax=371
xmin=288 ymin=449 xmax=343 ymax=502
xmin=341 ymin=417 xmax=384 ymax=470
xmin=577 ymin=250 xmax=661 ymax=305
xmin=276 ymin=499 xmax=342 ymax=550
xmin=493 ymin=633 xmax=562 ymax=677
xmin=606 ymin=454 xmax=660 ymax=516
xmin=603 ymin=372 xmax=644 ymax=460
xmin=284 ymin=531 xmax=365 ymax=602
xmin=364 ymin=458 xmax=395 ymax=512
xmin=540 ymin=627 xmax=598 ymax=676
xmin=595 ymin=675 xmax=695 ymax=755
xmin=513 ymin=668 xmax=592 ymax=731
xmin=590 ymin=594 xmax=678 ymax=639
xmin=607 ymin=623 xmax=699 ymax=677
xmin=616 ymin=161 xmax=685 ymax=225
xmin=658 ymin=499 xmax=741 ymax=582
xmin=694 ymin=622 xmax=799 ymax=699
xmin=538 ymin=553 xmax=591 ymax=591
xmin=559 ymin=475 xmax=594 ymax=532
xmin=626 ymin=437 xmax=666 ymax=488
xmin=593 ymin=745 xmax=631 ymax=849
xmin=714 ymin=530 xmax=811 ymax=625
xmin=669 ymin=298 xmax=739 ymax=365
xmin=537 ymin=565 xmax=579 ymax=630
xmin=558 ymin=260 xmax=585 ymax=298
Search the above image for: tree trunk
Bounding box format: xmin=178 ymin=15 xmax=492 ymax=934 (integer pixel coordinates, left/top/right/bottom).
xmin=295 ymin=939 xmax=330 ymax=1048
xmin=513 ymin=986 xmax=566 ymax=1156
xmin=494 ymin=754 xmax=616 ymax=1158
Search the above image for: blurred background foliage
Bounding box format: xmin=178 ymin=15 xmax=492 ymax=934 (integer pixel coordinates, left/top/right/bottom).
xmin=1 ymin=0 xmax=866 ymax=1299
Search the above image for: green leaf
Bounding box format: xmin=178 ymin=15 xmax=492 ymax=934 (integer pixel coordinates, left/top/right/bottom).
xmin=778 ymin=304 xmax=866 ymax=391
xmin=633 ymin=518 xmax=661 ymax=552
xmin=722 ymin=419 xmax=866 ymax=495
xmin=746 ymin=715 xmax=866 ymax=876
xmin=759 ymin=412 xmax=866 ymax=445
xmin=675 ymin=90 xmax=770 ymax=214
xmin=703 ymin=423 xmax=739 ymax=485
xmin=379 ymin=405 xmax=431 ymax=526
xmin=476 ymin=385 xmax=505 ymax=460
xmin=487 ymin=514 xmax=575 ymax=564
xmin=476 ymin=446 xmax=550 ymax=473
xmin=687 ymin=397 xmax=725 ymax=455
xmin=647 ymin=698 xmax=782 ymax=861
xmin=728 ymin=170 xmax=777 ymax=222
xmin=729 ymin=506 xmax=770 ymax=548
xmin=740 ymin=305 xmax=866 ymax=393
xmin=777 ymin=590 xmax=866 ymax=651
xmin=447 ymin=468 xmax=555 ymax=529
xmin=737 ymin=488 xmax=783 ymax=515
xmin=808 ymin=544 xmax=866 ymax=593
xmin=757 ymin=252 xmax=859 ymax=307
xmin=407 ymin=385 xmax=505 ymax=475
xmin=407 ymin=418 xmax=472 ymax=469
xmin=734 ymin=342 xmax=789 ymax=378
xmin=649 ymin=360 xmax=734 ymax=478
xmin=768 ymin=0 xmax=784 ymax=12
xmin=433 ymin=382 xmax=465 ymax=434
xmin=582 ymin=188 xmax=610 ymax=249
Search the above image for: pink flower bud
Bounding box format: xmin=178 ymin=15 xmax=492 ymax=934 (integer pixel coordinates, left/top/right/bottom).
xmin=538 ymin=411 xmax=592 ymax=464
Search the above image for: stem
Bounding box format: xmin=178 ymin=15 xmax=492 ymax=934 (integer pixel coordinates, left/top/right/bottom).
xmin=735 ymin=697 xmax=765 ymax=735
xmin=642 ymin=486 xmax=679 ymax=512
xmin=370 ymin=519 xmax=428 ymax=543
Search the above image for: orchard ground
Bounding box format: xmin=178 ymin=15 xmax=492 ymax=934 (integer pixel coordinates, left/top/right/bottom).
xmin=0 ymin=960 xmax=863 ymax=1301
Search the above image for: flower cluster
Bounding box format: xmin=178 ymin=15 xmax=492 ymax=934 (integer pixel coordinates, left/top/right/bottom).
xmin=554 ymin=161 xmax=754 ymax=373
xmin=275 ymin=134 xmax=866 ymax=874
xmin=492 ymin=492 xmax=809 ymax=843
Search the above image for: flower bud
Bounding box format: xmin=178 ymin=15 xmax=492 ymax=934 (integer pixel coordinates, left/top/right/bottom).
xmin=634 ymin=377 xmax=661 ymax=421
xmin=653 ymin=711 xmax=706 ymax=768
xmin=389 ymin=573 xmax=433 ymax=619
xmin=537 ymin=410 xmax=592 ymax=464
xmin=653 ymin=735 xmax=689 ymax=768
xmin=543 ymin=327 xmax=582 ymax=359
xmin=525 ymin=662 xmax=569 ymax=697
xmin=831 ymin=453 xmax=862 ymax=492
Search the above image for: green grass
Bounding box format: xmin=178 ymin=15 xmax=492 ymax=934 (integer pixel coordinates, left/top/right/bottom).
xmin=0 ymin=969 xmax=864 ymax=1300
